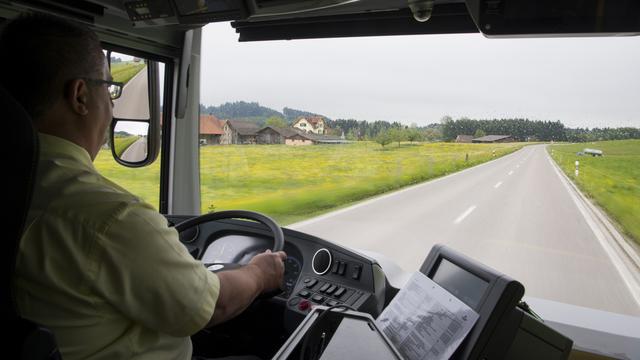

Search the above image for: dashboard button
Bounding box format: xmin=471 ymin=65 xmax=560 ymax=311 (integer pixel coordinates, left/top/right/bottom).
xmin=298 ymin=290 xmax=311 ymax=298
xmin=352 ymin=265 xmax=362 ymax=280
xmin=319 ymin=283 xmax=330 ymax=292
xmin=325 ymin=285 xmax=337 ymax=295
xmin=311 ymin=294 xmax=325 ymax=303
xmin=338 ymin=262 xmax=346 ymax=275
xmin=332 ymin=261 xmax=340 ymax=273
xmin=334 ymin=287 xmax=346 ymax=298
xmin=305 ymin=279 xmax=318 ymax=288
xmin=326 ymin=300 xmax=339 ymax=307
xmin=298 ymin=300 xmax=311 ymax=311
xmin=288 ymin=297 xmax=301 ymax=307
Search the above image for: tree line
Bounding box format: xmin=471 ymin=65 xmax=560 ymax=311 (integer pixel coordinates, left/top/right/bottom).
xmin=200 ymin=102 xmax=639 ymax=143
xmin=439 ymin=116 xmax=640 ymax=142
xmin=440 ymin=117 xmax=567 ymax=141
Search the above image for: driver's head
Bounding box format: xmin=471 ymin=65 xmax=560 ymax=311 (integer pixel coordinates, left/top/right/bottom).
xmin=0 ymin=13 xmax=112 ymax=159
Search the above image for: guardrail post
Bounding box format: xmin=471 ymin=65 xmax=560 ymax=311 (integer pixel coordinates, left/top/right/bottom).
xmin=575 ymin=160 xmax=579 ymax=177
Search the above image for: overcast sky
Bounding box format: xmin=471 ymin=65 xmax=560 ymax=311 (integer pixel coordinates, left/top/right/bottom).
xmin=200 ymin=22 xmax=640 ymax=129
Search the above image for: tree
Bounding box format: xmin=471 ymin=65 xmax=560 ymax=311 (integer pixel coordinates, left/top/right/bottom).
xmin=406 ymin=128 xmax=423 ymax=143
xmin=388 ymin=127 xmax=407 ymax=146
xmin=265 ymin=116 xmax=288 ymax=128
xmin=474 ymin=129 xmax=486 ymax=138
xmin=375 ymin=130 xmax=392 ymax=148
xmin=423 ymin=127 xmax=442 ymax=142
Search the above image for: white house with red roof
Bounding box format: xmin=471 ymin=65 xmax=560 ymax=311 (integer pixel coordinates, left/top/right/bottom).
xmin=292 ymin=116 xmax=327 ymax=135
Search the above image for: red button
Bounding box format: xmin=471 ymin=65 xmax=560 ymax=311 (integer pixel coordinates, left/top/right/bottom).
xmin=298 ymin=299 xmax=311 ymax=311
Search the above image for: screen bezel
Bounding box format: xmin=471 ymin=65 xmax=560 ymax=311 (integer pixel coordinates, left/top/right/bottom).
xmin=420 ymin=244 xmax=525 ymax=360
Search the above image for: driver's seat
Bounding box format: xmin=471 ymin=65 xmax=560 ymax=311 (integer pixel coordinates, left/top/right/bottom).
xmin=1 ymin=85 xmax=62 ymax=359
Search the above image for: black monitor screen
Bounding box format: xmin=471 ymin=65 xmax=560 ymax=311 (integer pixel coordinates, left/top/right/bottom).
xmin=431 ymin=258 xmax=489 ymax=309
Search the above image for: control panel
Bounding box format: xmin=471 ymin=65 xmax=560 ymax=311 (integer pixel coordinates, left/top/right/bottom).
xmin=288 ymin=247 xmax=370 ymax=315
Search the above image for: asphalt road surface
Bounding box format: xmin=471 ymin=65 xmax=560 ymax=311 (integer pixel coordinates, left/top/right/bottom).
xmin=113 ymin=67 xmax=149 ymax=120
xmin=291 ymin=145 xmax=640 ymax=317
xmin=120 ymin=137 xmax=147 ymax=162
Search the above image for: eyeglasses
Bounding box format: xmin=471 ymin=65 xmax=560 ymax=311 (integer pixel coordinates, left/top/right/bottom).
xmin=83 ymin=78 xmax=124 ymax=100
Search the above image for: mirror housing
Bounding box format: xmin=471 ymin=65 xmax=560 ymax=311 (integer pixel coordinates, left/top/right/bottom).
xmin=108 ymin=52 xmax=161 ymax=167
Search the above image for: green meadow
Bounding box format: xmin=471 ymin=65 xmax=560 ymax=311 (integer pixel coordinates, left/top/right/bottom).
xmin=113 ymin=136 xmax=139 ymax=157
xmin=549 ymin=140 xmax=640 ymax=245
xmin=96 ymin=141 xmax=524 ymax=225
xmin=110 ymin=62 xmax=146 ymax=84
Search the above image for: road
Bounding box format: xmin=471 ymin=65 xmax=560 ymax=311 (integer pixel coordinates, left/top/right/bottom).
xmin=113 ymin=66 xmax=149 ymax=120
xmin=291 ymin=145 xmax=640 ymax=317
xmin=120 ymin=137 xmax=147 ymax=162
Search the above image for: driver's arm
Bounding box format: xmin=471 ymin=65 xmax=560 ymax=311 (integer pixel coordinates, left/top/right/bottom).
xmin=207 ymin=250 xmax=287 ymax=326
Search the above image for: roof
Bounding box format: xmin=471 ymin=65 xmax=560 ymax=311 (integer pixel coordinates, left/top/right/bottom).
xmin=200 ymin=114 xmax=224 ymax=135
xmin=456 ymin=135 xmax=474 ymax=142
xmin=472 ymin=135 xmax=512 ymax=142
xmin=293 ymin=116 xmax=326 ymax=128
xmin=226 ymin=120 xmax=260 ymax=136
xmin=258 ymin=126 xmax=306 ymax=138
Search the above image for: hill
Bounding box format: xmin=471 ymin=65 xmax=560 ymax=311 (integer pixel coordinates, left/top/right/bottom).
xmin=200 ymin=101 xmax=329 ymax=127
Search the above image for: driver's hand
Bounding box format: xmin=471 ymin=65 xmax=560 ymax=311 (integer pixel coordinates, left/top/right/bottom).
xmin=248 ymin=250 xmax=287 ymax=293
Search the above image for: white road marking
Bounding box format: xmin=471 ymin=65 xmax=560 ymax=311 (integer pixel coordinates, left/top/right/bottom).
xmin=508 ymin=170 xmax=514 ymax=175
xmin=454 ymin=205 xmax=477 ymax=224
xmin=494 ymin=181 xmax=503 ymax=189
xmin=291 ymin=148 xmax=527 ymax=229
xmin=516 ymin=164 xmax=520 ymax=168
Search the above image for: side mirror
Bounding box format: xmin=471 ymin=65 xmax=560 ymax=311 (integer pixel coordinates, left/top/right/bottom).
xmin=110 ymin=121 xmax=149 ymax=163
xmin=107 ymin=51 xmax=161 ymax=167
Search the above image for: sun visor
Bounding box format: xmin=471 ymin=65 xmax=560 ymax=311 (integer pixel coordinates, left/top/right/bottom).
xmin=464 ymin=0 xmax=640 ymax=37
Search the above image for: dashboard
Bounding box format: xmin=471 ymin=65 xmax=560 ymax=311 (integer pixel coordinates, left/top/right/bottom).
xmin=166 ymin=215 xmax=387 ymax=323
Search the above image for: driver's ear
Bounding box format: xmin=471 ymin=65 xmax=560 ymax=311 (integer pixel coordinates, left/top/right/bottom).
xmin=65 ymin=79 xmax=90 ymax=116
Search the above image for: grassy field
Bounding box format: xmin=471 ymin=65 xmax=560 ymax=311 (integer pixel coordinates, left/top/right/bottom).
xmin=199 ymin=141 xmax=525 ymax=224
xmin=94 ymin=150 xmax=161 ymax=208
xmin=549 ymin=140 xmax=640 ymax=245
xmin=110 ymin=62 xmax=146 ymax=84
xmin=95 ymin=141 xmax=526 ymax=225
xmin=113 ymin=136 xmax=139 ymax=157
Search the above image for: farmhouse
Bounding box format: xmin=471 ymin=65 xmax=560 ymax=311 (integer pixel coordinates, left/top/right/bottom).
xmin=257 ymin=126 xmax=314 ymax=146
xmin=472 ymin=135 xmax=513 ymax=143
xmin=292 ymin=116 xmax=327 ymax=135
xmin=199 ymin=114 xmax=224 ymax=145
xmin=221 ymin=120 xmax=260 ymax=144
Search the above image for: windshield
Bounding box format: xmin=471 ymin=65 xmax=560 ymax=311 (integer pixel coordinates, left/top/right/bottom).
xmin=195 ymin=23 xmax=640 ymax=319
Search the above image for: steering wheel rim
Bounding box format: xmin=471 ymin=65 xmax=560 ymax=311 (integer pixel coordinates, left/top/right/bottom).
xmin=174 ymin=210 xmax=284 ymax=252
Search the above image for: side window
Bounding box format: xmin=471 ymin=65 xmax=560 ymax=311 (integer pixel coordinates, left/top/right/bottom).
xmin=93 ymin=50 xmax=164 ymax=209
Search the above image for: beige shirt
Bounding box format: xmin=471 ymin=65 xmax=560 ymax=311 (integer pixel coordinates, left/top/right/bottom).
xmin=14 ymin=133 xmax=219 ymax=360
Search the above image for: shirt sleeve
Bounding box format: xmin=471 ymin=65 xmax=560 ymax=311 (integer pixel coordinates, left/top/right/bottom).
xmin=92 ymin=201 xmax=219 ymax=337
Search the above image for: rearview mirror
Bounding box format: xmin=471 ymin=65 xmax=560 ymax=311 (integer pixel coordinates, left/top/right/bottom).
xmin=110 ymin=121 xmax=149 ymax=163
xmin=107 ymin=50 xmax=161 ymax=167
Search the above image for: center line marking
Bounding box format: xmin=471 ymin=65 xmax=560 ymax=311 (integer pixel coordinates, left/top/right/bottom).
xmin=454 ymin=205 xmax=477 ymax=224
xmin=508 ymin=170 xmax=514 ymax=175
xmin=494 ymin=181 xmax=503 ymax=189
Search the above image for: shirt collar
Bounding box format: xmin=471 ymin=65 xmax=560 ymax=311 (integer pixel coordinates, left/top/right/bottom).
xmin=38 ymin=133 xmax=94 ymax=169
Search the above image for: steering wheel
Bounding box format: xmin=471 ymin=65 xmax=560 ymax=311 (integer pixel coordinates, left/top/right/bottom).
xmin=174 ymin=210 xmax=285 ymax=272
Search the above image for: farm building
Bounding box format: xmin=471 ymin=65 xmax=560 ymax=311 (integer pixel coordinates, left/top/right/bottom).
xmin=472 ymin=135 xmax=513 ymax=143
xmin=220 ymin=120 xmax=260 ymax=144
xmin=199 ymin=114 xmax=224 ymax=145
xmin=292 ymin=116 xmax=327 ymax=135
xmin=257 ymin=126 xmax=314 ymax=146
xmin=305 ymin=133 xmax=349 ymax=144
xmin=455 ymin=135 xmax=474 ymax=143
